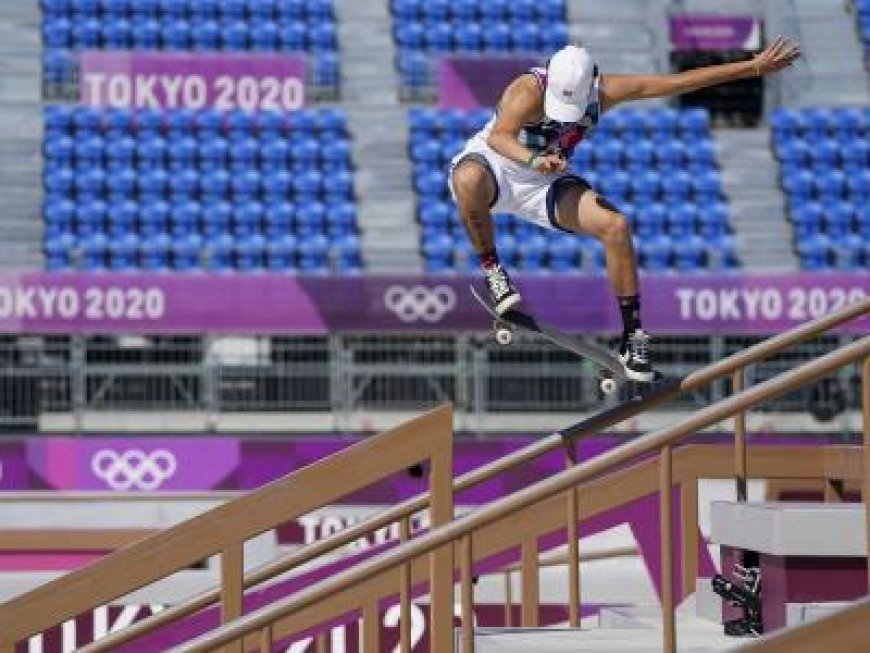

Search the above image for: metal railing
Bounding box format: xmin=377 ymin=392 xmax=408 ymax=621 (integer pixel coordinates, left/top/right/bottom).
xmin=0 ymin=331 xmax=859 ymax=433
xmin=169 ymin=330 xmax=870 ymax=652
xmin=48 ymin=297 xmax=868 ymax=652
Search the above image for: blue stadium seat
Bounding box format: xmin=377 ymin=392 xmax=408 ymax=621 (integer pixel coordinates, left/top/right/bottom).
xmin=43 ymin=18 xmax=73 ymax=48
xmin=220 ymin=20 xmax=249 ymax=50
xmin=80 ymin=233 xmax=109 ymax=271
xmin=796 ymin=234 xmax=830 ymax=270
xmin=266 ymin=234 xmax=298 ymax=270
xmin=278 ymin=21 xmax=307 ymax=50
xmin=421 ymin=0 xmax=449 ymax=20
xmin=44 ymin=232 xmax=76 ymax=271
xmin=131 ymin=18 xmax=161 ymax=48
xmin=108 ymin=233 xmax=139 ymax=270
xmin=264 ymin=201 xmax=295 ymax=236
xmin=638 ymin=235 xmax=671 ymax=271
xmin=140 ymin=232 xmax=171 ymax=271
xmin=482 ymin=22 xmax=511 ymax=52
xmin=139 ymin=199 xmax=170 ymax=236
xmin=106 ymin=166 xmax=137 ymax=198
xmin=479 ymin=0 xmax=508 ymax=21
xmin=107 ymin=199 xmax=137 ymax=236
xmin=332 ymin=233 xmax=362 ymax=272
xmin=131 ymin=0 xmax=159 ymax=17
xmin=188 ymin=0 xmax=221 ymax=17
xmin=454 ymin=22 xmax=483 ymax=51
xmin=233 ymin=200 xmax=265 ymax=237
xmin=296 ymin=201 xmax=326 ymax=234
xmin=673 ymin=235 xmax=706 ymax=271
xmin=392 ymin=0 xmax=422 ymax=20
xmin=297 ymin=232 xmax=330 ymax=272
xmin=170 ymin=200 xmax=201 ymax=236
xmin=45 ymin=197 xmax=76 ymax=236
xmin=171 ymin=233 xmax=203 ymax=271
xmin=451 ymin=0 xmax=478 ymax=20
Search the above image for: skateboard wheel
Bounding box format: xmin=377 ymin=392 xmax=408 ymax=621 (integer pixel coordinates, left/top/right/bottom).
xmin=495 ymin=327 xmax=513 ymax=346
xmin=600 ymin=377 xmax=617 ymax=395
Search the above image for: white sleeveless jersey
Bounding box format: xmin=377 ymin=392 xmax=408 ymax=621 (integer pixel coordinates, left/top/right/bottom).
xmin=474 ymin=67 xmax=601 ymax=158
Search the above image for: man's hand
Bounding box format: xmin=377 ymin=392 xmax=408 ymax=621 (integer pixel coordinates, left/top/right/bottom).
xmin=752 ymin=36 xmax=802 ymax=76
xmin=530 ymin=152 xmax=568 ymax=175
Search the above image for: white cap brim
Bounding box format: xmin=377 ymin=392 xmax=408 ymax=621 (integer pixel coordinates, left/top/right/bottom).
xmin=544 ymin=89 xmax=584 ymax=123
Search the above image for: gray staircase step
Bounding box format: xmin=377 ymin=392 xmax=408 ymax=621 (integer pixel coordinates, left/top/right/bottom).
xmin=714 ymin=128 xmax=797 ymax=270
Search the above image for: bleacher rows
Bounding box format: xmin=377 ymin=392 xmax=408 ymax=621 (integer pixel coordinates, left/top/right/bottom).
xmin=391 ymin=0 xmax=567 ymax=94
xmin=41 ymin=0 xmax=340 ymax=94
xmin=42 ymin=106 xmax=361 ymax=273
xmin=770 ymin=106 xmax=870 ymax=270
xmin=412 ymin=107 xmax=738 ymax=273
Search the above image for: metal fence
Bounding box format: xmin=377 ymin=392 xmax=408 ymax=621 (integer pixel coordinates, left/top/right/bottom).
xmin=0 ymin=332 xmax=861 ymax=434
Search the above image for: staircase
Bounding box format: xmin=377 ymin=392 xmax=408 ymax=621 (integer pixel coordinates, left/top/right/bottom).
xmin=766 ymin=0 xmax=870 ymax=106
xmin=566 ymin=0 xmax=669 ymax=76
xmin=334 ymin=0 xmax=422 ymax=273
xmin=0 ymin=2 xmax=43 ymax=270
xmin=714 ymin=128 xmax=797 ymax=270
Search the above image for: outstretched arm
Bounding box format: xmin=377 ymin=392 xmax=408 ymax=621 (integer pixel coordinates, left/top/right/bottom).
xmin=600 ymin=36 xmax=801 ymax=110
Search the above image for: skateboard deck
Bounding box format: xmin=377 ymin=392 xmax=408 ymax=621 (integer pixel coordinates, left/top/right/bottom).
xmin=470 ymin=283 xmax=627 ymax=393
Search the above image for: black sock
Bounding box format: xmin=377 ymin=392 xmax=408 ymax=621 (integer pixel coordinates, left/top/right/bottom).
xmin=618 ymin=295 xmax=642 ymax=336
xmin=481 ymin=250 xmax=499 ymax=270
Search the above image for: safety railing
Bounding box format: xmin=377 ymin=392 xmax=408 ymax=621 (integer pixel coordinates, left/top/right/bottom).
xmin=166 ymin=328 xmax=870 ymax=652
xmin=0 ymin=404 xmax=455 ymax=653
xmin=54 ymin=297 xmax=868 ymax=652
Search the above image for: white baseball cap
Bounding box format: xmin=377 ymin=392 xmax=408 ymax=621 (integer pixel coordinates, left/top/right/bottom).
xmin=544 ymin=45 xmax=598 ymax=123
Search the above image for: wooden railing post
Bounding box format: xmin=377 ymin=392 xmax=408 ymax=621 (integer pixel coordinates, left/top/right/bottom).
xmin=660 ymin=445 xmax=676 ymax=653
xmin=428 ymin=430 xmax=454 ymax=653
xmin=398 ymin=517 xmax=412 ymax=653
xmin=679 ymin=475 xmax=699 ymax=598
xmin=733 ymin=368 xmax=748 ymax=502
xmin=221 ymin=543 xmax=244 ymax=653
xmin=361 ymin=598 xmax=379 ymax=652
xmin=460 ymin=534 xmax=474 ymax=653
xmin=520 ymin=537 xmax=539 ymax=627
xmin=566 ymin=488 xmax=581 ymax=627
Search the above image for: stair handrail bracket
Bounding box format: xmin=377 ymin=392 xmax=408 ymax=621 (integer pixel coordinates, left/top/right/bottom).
xmin=170 ymin=302 xmax=869 ymax=652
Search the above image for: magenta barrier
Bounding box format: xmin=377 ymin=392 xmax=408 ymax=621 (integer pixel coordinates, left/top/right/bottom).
xmin=0 ymin=273 xmax=866 ymax=335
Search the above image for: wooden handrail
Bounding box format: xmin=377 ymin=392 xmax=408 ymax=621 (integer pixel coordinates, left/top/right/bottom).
xmin=0 ymin=404 xmax=454 ymax=652
xmin=735 ymin=597 xmax=870 ymax=652
xmin=76 ymin=296 xmax=870 ymax=652
xmin=170 ymin=335 xmax=870 ymax=651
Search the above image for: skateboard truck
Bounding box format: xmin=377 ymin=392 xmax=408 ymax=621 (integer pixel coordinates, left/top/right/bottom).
xmin=492 ymin=317 xmax=618 ymax=395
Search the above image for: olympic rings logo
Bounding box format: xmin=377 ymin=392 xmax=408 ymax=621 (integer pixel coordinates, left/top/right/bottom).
xmin=383 ymin=284 xmax=457 ymax=323
xmin=91 ymin=449 xmax=178 ymax=491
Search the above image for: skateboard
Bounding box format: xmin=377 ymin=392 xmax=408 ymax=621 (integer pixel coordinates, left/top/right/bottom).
xmin=470 ymin=284 xmax=628 ymax=395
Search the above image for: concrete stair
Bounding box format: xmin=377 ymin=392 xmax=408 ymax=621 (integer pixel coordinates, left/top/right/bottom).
xmin=714 ymin=128 xmax=797 ymax=270
xmin=566 ymin=0 xmax=669 ymax=76
xmin=462 ymin=602 xmax=737 ymax=652
xmin=334 ymin=0 xmax=422 ymax=273
xmin=767 ymin=0 xmax=870 ymax=106
xmin=0 ymin=1 xmax=43 ymax=270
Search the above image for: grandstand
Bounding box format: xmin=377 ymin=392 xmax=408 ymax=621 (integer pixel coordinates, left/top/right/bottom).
xmin=0 ymin=0 xmax=866 ymax=651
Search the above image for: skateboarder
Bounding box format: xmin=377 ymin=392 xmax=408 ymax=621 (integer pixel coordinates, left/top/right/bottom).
xmin=449 ymin=37 xmax=800 ymax=381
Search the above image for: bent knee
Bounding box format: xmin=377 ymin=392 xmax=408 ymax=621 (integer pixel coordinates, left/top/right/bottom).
xmin=451 ymin=161 xmax=493 ymax=199
xmin=601 ymin=212 xmax=631 ymax=246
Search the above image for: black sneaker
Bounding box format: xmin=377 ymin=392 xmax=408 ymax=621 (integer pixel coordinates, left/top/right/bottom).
xmin=485 ymin=263 xmax=521 ymax=314
xmin=619 ymin=328 xmax=655 ymax=382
